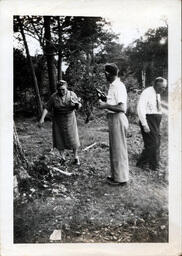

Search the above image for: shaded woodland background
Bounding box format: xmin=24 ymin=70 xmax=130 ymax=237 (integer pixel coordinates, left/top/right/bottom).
xmin=14 ymin=16 xmax=168 ymax=120
xmin=13 ymin=16 xmax=168 ymax=243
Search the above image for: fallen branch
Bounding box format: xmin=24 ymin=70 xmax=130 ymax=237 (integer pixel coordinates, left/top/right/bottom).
xmin=82 ymin=142 xmax=97 ymax=151
xmin=49 ymin=166 xmax=72 ymax=176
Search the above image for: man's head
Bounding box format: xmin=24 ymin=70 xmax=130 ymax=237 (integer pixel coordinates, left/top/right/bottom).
xmin=153 ymin=77 xmax=167 ymax=94
xmin=104 ymin=63 xmax=119 ymax=83
xmin=57 ymin=80 xmax=68 ymax=96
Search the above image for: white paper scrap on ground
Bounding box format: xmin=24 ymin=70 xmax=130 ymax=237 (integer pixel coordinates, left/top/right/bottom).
xmin=49 ymin=230 xmax=62 ymax=241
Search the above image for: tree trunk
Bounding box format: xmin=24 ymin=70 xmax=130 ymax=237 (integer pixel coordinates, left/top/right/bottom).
xmin=85 ymin=51 xmax=93 ymax=123
xmin=14 ymin=123 xmax=31 ymax=197
xmin=141 ymin=66 xmax=146 ymax=88
xmin=44 ymin=16 xmax=57 ymax=94
xmin=57 ymin=17 xmax=63 ymax=81
xmin=14 ymin=122 xmax=29 ymax=169
xmin=17 ymin=16 xmax=43 ymax=117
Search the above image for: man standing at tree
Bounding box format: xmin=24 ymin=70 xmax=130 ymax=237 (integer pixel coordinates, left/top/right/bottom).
xmin=99 ymin=63 xmax=129 ymax=186
xmin=137 ymin=77 xmax=167 ymax=170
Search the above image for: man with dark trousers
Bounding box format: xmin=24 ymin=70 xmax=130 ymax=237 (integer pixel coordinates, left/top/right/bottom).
xmin=137 ymin=77 xmax=167 ymax=170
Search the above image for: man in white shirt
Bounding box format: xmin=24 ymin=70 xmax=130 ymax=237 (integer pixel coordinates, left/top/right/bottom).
xmin=99 ymin=63 xmax=129 ymax=186
xmin=137 ymin=77 xmax=167 ymax=170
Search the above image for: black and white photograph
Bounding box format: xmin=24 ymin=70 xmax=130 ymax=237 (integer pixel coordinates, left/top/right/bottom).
xmin=0 ymin=0 xmax=181 ymax=255
xmin=13 ymin=14 xmax=169 ymax=243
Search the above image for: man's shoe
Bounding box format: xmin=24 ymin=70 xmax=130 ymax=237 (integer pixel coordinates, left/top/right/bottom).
xmin=136 ymin=161 xmax=144 ymax=168
xmin=107 ymin=178 xmax=127 ymax=186
xmin=118 ymin=182 xmax=127 ymax=186
xmin=136 ymin=162 xmax=149 ymax=169
xmin=149 ymin=165 xmax=160 ymax=171
xmin=107 ymin=176 xmax=114 ymax=182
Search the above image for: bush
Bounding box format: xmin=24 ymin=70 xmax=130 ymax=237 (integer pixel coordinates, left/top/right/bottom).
xmin=123 ymin=75 xmax=139 ymax=92
xmin=126 ymin=91 xmax=140 ymax=124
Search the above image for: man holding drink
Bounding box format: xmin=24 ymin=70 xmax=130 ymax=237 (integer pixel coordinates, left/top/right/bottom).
xmin=98 ymin=63 xmax=129 ymax=186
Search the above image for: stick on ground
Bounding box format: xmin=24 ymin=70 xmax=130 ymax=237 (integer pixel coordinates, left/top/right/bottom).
xmin=49 ymin=166 xmax=72 ymax=176
xmin=82 ymin=142 xmax=97 ymax=151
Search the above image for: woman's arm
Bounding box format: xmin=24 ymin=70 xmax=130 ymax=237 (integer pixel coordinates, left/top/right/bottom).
xmin=70 ymin=92 xmax=82 ymax=110
xmin=39 ymin=109 xmax=48 ymax=124
xmin=39 ymin=95 xmax=54 ymax=124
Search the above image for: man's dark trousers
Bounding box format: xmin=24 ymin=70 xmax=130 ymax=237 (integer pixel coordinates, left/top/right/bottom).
xmin=137 ymin=114 xmax=162 ymax=170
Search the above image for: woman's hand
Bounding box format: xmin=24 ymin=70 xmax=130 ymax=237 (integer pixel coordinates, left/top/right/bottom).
xmin=98 ymin=100 xmax=108 ymax=109
xmin=38 ymin=119 xmax=44 ymax=128
xmin=38 ymin=109 xmax=48 ymax=128
xmin=71 ymin=97 xmax=82 ymax=110
xmin=74 ymin=102 xmax=82 ymax=110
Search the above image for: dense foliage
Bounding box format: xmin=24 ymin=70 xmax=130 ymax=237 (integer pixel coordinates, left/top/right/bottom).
xmin=126 ymin=27 xmax=168 ymax=87
xmin=13 ymin=16 xmax=168 ymax=118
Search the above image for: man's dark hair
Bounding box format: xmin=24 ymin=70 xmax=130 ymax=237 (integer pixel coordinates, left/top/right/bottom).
xmin=105 ymin=63 xmax=119 ymax=76
xmin=57 ymin=80 xmax=67 ymax=88
xmin=154 ymin=77 xmax=167 ymax=85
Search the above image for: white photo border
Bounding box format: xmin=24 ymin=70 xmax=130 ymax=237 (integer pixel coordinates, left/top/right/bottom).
xmin=0 ymin=0 xmax=181 ymax=255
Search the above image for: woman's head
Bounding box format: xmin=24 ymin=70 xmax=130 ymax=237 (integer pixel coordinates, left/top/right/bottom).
xmin=57 ymin=80 xmax=68 ymax=96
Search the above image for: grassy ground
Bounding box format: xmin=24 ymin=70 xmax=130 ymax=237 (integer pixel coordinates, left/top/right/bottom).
xmin=14 ymin=111 xmax=168 ymax=243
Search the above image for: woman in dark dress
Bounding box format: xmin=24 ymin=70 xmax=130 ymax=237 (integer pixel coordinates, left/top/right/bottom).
xmin=39 ymin=80 xmax=81 ymax=165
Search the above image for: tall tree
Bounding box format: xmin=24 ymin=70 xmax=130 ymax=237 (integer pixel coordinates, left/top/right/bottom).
xmin=57 ymin=16 xmax=63 ymax=81
xmin=13 ymin=48 xmax=33 ymax=101
xmin=125 ymin=26 xmax=168 ymax=87
xmin=64 ymin=17 xmax=117 ymax=121
xmin=14 ymin=122 xmax=32 ymax=197
xmin=15 ymin=16 xmax=43 ymax=116
xmin=14 ymin=16 xmax=124 ymax=120
xmin=14 ymin=123 xmax=29 ymax=169
xmin=43 ymin=16 xmax=57 ymax=93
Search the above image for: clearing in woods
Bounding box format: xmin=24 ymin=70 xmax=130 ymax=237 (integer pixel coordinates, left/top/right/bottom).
xmin=14 ymin=113 xmax=168 ymax=243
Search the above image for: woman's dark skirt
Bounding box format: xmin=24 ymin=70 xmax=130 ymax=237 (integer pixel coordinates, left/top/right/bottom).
xmin=52 ymin=111 xmax=80 ymax=150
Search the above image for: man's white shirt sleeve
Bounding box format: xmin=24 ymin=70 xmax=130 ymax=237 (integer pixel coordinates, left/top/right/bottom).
xmin=114 ymin=83 xmax=127 ymax=112
xmin=137 ymin=90 xmax=148 ymax=127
